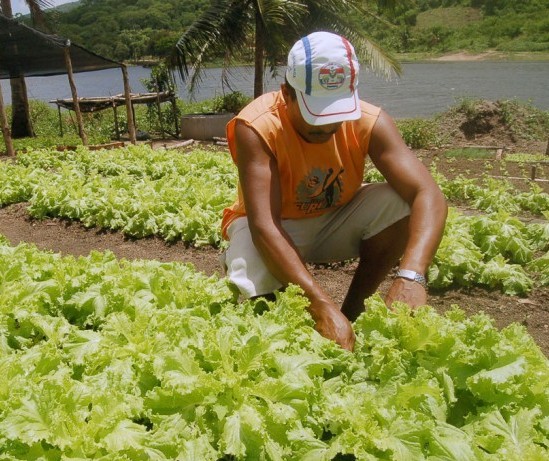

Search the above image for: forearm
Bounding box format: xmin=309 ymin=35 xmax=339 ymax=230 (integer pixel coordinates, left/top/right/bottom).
xmin=251 ymin=221 xmax=355 ymax=350
xmin=250 ymin=221 xmax=331 ymax=303
xmin=399 ymin=187 xmax=447 ymax=274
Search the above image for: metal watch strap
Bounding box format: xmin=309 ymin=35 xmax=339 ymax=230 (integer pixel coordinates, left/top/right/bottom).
xmin=395 ymin=269 xmax=427 ymax=288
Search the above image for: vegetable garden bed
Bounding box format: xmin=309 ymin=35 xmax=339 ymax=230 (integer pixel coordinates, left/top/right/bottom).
xmin=0 ymin=143 xmax=548 ymax=459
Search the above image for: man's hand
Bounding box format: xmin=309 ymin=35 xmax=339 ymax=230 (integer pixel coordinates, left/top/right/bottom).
xmin=384 ymin=278 xmax=427 ymax=309
xmin=307 ymin=299 xmax=355 ymax=351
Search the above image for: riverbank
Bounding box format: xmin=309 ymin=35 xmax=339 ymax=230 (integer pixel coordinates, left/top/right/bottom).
xmin=398 ymin=50 xmax=549 ymax=62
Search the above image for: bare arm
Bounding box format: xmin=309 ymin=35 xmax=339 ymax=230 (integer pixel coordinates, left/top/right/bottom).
xmin=368 ymin=110 xmax=448 ymax=307
xmin=235 ymin=120 xmax=355 ymax=350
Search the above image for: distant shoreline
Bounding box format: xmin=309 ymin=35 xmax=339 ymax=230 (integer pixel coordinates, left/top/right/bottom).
xmin=399 ymin=50 xmax=549 ymax=62
xmin=434 ymin=51 xmax=508 ymax=61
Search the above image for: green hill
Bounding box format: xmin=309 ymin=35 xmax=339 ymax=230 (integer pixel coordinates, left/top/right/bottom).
xmin=47 ymin=0 xmax=549 ymax=62
xmin=407 ymin=2 xmax=549 ymax=54
xmin=54 ymin=1 xmax=81 ymax=14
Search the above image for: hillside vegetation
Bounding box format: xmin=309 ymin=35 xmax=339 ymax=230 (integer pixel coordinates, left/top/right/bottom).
xmin=28 ymin=0 xmax=549 ymax=63
xmin=383 ymin=0 xmax=549 ymax=54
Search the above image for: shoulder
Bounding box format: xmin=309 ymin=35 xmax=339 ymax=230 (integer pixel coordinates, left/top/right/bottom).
xmin=227 ymin=91 xmax=285 ymax=161
xmin=345 ymin=100 xmax=382 ymax=137
xmin=237 ymin=91 xmax=284 ymax=124
xmin=359 ymin=100 xmax=382 ymax=118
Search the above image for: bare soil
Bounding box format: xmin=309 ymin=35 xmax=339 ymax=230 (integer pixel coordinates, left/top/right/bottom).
xmin=1 ymin=110 xmax=548 ymax=356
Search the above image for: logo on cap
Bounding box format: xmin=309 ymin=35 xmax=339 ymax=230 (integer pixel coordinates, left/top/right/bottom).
xmin=318 ymin=63 xmax=345 ymax=90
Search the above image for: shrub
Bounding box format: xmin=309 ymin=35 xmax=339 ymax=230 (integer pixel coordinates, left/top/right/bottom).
xmin=212 ymin=91 xmax=251 ymax=114
xmin=499 ymin=99 xmax=549 ymax=141
xmin=397 ymin=118 xmax=440 ymax=149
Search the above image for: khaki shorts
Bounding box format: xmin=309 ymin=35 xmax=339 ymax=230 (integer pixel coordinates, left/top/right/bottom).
xmin=221 ymin=183 xmax=410 ymax=298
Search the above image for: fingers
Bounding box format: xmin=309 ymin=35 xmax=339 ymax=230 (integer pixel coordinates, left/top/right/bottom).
xmin=314 ymin=307 xmax=355 ymax=351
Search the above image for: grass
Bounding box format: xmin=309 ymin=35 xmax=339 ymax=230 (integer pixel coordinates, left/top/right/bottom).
xmin=415 ymin=7 xmax=483 ymax=30
xmin=443 ymin=148 xmax=497 ymax=159
xmin=0 ymin=97 xmax=234 ymax=153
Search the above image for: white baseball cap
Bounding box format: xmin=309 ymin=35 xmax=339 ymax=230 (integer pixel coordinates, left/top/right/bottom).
xmin=286 ymin=31 xmax=361 ymax=126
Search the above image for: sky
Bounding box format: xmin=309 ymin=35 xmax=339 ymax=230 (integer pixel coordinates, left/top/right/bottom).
xmin=11 ymin=0 xmax=75 ymax=15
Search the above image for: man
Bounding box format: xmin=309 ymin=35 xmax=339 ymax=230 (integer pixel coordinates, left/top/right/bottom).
xmin=221 ymin=31 xmax=447 ymax=351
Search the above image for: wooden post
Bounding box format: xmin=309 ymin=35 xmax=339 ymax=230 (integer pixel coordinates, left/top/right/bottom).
xmin=112 ymin=102 xmax=121 ymax=140
xmin=155 ymin=88 xmax=165 ymax=137
xmin=171 ymin=93 xmax=179 ymax=137
xmin=63 ymin=44 xmax=88 ymax=145
xmin=121 ymin=65 xmax=137 ymax=144
xmin=545 ymin=139 xmax=549 ymax=156
xmin=131 ymin=103 xmax=137 ymax=136
xmin=57 ymin=104 xmax=64 ymax=137
xmin=0 ymin=80 xmax=15 ymax=156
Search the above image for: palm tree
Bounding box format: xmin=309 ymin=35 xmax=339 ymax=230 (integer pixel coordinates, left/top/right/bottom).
xmin=0 ymin=0 xmax=53 ymax=138
xmin=173 ymin=0 xmax=402 ymax=99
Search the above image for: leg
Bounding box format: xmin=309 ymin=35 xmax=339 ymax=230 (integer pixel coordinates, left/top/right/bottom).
xmin=222 ymin=217 xmax=284 ymax=299
xmin=341 ymin=216 xmax=409 ymax=321
xmin=300 ymin=183 xmax=411 ymax=320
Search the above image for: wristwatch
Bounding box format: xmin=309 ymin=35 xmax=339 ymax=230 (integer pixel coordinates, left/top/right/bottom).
xmin=395 ymin=269 xmax=427 ymax=288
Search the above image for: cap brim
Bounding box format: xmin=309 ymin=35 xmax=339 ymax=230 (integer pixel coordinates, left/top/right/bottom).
xmin=296 ymin=89 xmax=361 ymax=126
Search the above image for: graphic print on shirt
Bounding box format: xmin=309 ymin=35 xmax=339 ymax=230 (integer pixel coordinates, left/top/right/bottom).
xmin=296 ymin=167 xmax=345 ymax=214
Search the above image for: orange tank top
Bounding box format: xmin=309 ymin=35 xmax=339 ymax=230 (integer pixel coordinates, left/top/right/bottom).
xmin=221 ymin=90 xmax=381 ymax=239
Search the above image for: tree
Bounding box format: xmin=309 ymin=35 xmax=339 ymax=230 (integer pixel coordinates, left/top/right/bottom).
xmin=173 ymin=0 xmax=402 ymax=99
xmin=119 ymin=29 xmax=152 ymax=62
xmin=0 ymin=0 xmax=53 ymax=138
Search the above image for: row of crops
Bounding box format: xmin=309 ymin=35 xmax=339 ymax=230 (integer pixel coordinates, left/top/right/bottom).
xmin=0 ymin=146 xmax=236 ymax=246
xmin=0 ymin=145 xmax=548 ymax=459
xmin=1 ymin=145 xmax=548 ymax=295
xmin=0 ymin=237 xmax=548 ymax=459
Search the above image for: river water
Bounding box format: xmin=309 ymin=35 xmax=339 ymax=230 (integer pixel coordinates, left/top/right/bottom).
xmin=1 ymin=61 xmax=548 ymax=119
